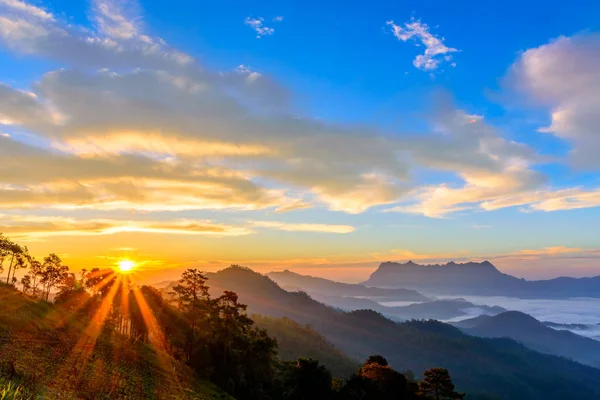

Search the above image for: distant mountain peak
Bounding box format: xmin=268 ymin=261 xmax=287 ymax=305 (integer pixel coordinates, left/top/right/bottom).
xmin=378 ymin=260 xmax=501 ymax=270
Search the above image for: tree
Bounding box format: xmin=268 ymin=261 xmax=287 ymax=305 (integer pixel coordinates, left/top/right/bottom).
xmin=0 ymin=234 xmax=9 ymax=277
xmin=282 ymin=358 xmax=333 ymax=400
xmin=170 ymin=268 xmax=210 ymax=307
xmin=21 ymin=258 xmax=44 ymax=297
xmin=365 ymin=355 xmax=388 ymax=366
xmin=1 ymin=238 xmax=23 ymax=285
xmin=418 ymin=368 xmax=464 ymax=400
xmin=40 ymin=253 xmax=69 ymax=301
xmin=360 ymin=362 xmax=408 ymax=399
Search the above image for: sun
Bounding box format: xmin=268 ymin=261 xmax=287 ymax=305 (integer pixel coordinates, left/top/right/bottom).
xmin=118 ymin=260 xmax=136 ymax=273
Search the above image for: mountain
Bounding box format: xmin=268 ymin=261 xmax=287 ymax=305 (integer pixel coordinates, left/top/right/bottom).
xmin=252 ymin=314 xmax=359 ymax=378
xmin=207 ymin=266 xmax=600 ymax=399
xmin=267 ymin=270 xmax=428 ymax=301
xmin=451 ymin=314 xmax=493 ymax=329
xmin=456 ymin=311 xmax=600 ymax=368
xmin=364 ymin=260 xmax=600 ymax=298
xmin=310 ymin=294 xmax=505 ymax=321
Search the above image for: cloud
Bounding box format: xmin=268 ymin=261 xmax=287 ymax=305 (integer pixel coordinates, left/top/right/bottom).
xmin=512 ymin=246 xmax=584 ymax=257
xmin=386 ymin=18 xmax=458 ymax=71
xmin=249 ymin=220 xmax=356 ymax=234
xmin=510 ymin=34 xmax=600 ymax=169
xmin=92 ymin=0 xmax=148 ymax=42
xmin=0 ymin=136 xmax=300 ymax=212
xmin=272 ymin=16 xmax=283 ymax=22
xmin=0 ymin=0 xmax=53 ymax=20
xmin=2 ymin=1 xmax=600 ymax=222
xmin=244 ymin=17 xmax=275 ymax=38
xmin=0 ymin=214 xmax=253 ymax=239
xmin=386 ymin=109 xmax=547 ymax=217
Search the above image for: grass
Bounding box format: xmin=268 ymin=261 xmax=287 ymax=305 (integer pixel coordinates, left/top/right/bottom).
xmin=0 ymin=379 xmax=33 ymax=400
xmin=0 ymin=284 xmax=231 ymax=399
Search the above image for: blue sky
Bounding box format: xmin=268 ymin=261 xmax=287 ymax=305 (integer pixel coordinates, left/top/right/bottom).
xmin=1 ymin=0 xmax=599 ymax=281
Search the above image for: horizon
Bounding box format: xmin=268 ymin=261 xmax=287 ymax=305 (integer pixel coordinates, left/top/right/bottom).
xmin=1 ymin=0 xmax=600 ymax=283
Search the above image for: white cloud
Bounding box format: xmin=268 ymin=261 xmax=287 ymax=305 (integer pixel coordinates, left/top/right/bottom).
xmin=92 ymin=0 xmax=148 ymax=42
xmin=249 ymin=220 xmax=355 ymax=234
xmin=0 ymin=0 xmax=53 ymax=20
xmin=386 ymin=18 xmax=458 ymax=71
xmin=244 ymin=17 xmax=275 ymax=38
xmin=510 ymin=34 xmax=600 ymax=169
xmin=273 ymin=16 xmax=283 ymax=22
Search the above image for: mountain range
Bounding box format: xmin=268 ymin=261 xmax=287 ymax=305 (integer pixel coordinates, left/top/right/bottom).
xmin=364 ymin=261 xmax=600 ymax=298
xmin=199 ymin=266 xmax=600 ymax=400
xmin=268 ymin=270 xmax=428 ymax=301
xmin=452 ymin=311 xmax=600 ymax=368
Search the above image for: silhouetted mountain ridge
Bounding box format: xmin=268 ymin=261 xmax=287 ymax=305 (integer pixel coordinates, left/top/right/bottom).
xmin=365 ymin=260 xmax=600 ymax=298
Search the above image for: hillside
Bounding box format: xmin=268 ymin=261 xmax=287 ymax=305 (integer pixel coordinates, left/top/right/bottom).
xmin=459 ymin=311 xmax=600 ymax=368
xmin=252 ymin=314 xmax=359 ymax=378
xmin=267 ymin=270 xmax=428 ymax=301
xmin=364 ymin=261 xmax=600 ymax=298
xmin=0 ymin=283 xmax=229 ymax=399
xmin=208 ymin=266 xmax=600 ymax=400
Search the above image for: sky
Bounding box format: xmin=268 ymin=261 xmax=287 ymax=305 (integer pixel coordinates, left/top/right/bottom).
xmin=1 ymin=0 xmax=600 ymax=282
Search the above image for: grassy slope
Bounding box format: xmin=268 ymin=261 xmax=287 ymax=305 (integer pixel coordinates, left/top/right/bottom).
xmin=0 ymin=283 xmax=229 ymax=400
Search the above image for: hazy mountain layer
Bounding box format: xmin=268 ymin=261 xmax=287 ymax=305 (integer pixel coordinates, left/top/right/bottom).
xmin=310 ymin=294 xmax=505 ymax=321
xmin=268 ymin=269 xmax=428 ymax=301
xmin=364 ymin=261 xmax=600 ymax=298
xmin=455 ymin=311 xmax=600 ymax=368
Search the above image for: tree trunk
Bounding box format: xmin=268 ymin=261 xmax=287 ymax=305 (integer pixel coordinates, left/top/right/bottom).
xmin=6 ymin=254 xmax=14 ymax=284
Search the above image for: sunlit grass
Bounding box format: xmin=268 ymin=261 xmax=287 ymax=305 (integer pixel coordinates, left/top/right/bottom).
xmin=0 ymin=379 xmax=33 ymax=400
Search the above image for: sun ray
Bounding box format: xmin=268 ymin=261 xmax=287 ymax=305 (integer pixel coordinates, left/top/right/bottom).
xmin=55 ymin=276 xmax=122 ymax=391
xmin=131 ymin=285 xmax=184 ymax=397
xmin=54 ymin=270 xmax=118 ymax=328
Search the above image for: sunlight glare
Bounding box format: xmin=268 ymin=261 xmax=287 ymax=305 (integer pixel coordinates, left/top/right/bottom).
xmin=118 ymin=259 xmax=136 ymax=273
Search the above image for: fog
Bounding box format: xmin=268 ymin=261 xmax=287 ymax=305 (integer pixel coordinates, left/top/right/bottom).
xmin=381 ymin=295 xmax=600 ymax=340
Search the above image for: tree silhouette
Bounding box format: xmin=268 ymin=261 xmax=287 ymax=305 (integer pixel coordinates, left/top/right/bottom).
xmin=40 ymin=253 xmax=69 ymax=301
xmin=21 ymin=258 xmax=44 ymax=297
xmin=418 ymin=368 xmax=464 ymax=400
xmin=365 ymin=354 xmax=389 ymax=366
xmin=282 ymin=358 xmax=333 ymax=400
